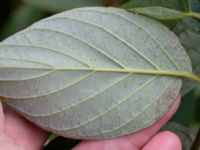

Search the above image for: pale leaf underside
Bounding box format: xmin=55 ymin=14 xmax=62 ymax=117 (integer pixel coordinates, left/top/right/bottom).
xmin=0 ymin=7 xmax=192 ymax=139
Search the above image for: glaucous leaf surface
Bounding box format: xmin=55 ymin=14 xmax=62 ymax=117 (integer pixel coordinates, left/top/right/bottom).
xmin=0 ymin=7 xmax=192 ymax=139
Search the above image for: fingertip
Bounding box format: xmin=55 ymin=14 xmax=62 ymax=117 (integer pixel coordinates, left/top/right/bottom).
xmin=4 ymin=108 xmax=49 ymax=150
xmin=142 ymin=131 xmax=182 ymax=150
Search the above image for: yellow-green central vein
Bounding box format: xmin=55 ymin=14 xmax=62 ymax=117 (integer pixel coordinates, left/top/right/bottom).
xmin=0 ymin=66 xmax=199 ymax=83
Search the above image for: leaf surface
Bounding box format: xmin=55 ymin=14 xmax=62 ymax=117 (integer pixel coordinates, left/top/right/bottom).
xmin=0 ymin=7 xmax=192 ymax=139
xmin=127 ymin=6 xmax=200 ymax=21
xmin=190 ymin=0 xmax=200 ymax=13
xmin=122 ymin=0 xmax=190 ymax=12
xmin=127 ymin=6 xmax=187 ymax=21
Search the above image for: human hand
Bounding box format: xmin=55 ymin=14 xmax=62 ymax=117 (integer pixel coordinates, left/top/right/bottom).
xmin=0 ymin=96 xmax=181 ymax=150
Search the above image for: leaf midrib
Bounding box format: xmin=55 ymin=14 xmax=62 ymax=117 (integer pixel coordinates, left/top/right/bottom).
xmin=0 ymin=66 xmax=199 ymax=83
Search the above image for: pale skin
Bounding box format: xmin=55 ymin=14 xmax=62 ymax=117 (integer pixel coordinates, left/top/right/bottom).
xmin=0 ymin=96 xmax=182 ymax=150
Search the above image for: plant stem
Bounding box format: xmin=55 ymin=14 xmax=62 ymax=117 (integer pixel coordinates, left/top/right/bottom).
xmin=187 ymin=12 xmax=200 ymax=19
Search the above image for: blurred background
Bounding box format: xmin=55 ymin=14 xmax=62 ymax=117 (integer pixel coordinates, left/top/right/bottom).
xmin=0 ymin=0 xmax=199 ymax=149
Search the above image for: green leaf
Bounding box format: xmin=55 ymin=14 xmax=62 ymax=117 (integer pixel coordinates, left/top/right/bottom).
xmin=194 ymin=89 xmax=200 ymax=123
xmin=20 ymin=0 xmax=102 ymax=12
xmin=190 ymin=0 xmax=200 ymax=13
xmin=174 ymin=18 xmax=200 ymax=94
xmin=161 ymin=122 xmax=193 ymax=150
xmin=172 ymin=91 xmax=197 ymax=127
xmin=127 ymin=6 xmax=200 ymax=21
xmin=127 ymin=6 xmax=187 ymax=21
xmin=0 ymin=5 xmax=45 ymax=40
xmin=122 ymin=0 xmax=190 ymax=12
xmin=0 ymin=7 xmax=193 ymax=139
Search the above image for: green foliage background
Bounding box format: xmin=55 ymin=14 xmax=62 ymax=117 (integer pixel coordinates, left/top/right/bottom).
xmin=0 ymin=0 xmax=199 ymax=149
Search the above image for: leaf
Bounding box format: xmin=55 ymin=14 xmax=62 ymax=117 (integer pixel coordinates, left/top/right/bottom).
xmin=123 ymin=1 xmax=200 ymax=21
xmin=173 ymin=18 xmax=200 ymax=94
xmin=0 ymin=7 xmax=192 ymax=139
xmin=194 ymin=90 xmax=200 ymax=123
xmin=127 ymin=6 xmax=187 ymax=21
xmin=172 ymin=91 xmax=197 ymax=126
xmin=122 ymin=0 xmax=190 ymax=12
xmin=127 ymin=6 xmax=200 ymax=21
xmin=161 ymin=122 xmax=193 ymax=150
xmin=20 ymin=0 xmax=102 ymax=12
xmin=190 ymin=0 xmax=200 ymax=13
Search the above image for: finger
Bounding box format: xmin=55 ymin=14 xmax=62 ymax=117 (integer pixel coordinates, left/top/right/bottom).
xmin=4 ymin=108 xmax=49 ymax=150
xmin=141 ymin=131 xmax=182 ymax=150
xmin=73 ymin=137 xmax=137 ymax=150
xmin=124 ymin=95 xmax=181 ymax=149
xmin=73 ymin=95 xmax=181 ymax=150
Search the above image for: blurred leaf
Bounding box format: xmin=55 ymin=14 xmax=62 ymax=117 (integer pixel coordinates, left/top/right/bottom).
xmin=172 ymin=91 xmax=198 ymax=127
xmin=194 ymin=88 xmax=200 ymax=123
xmin=0 ymin=4 xmax=45 ymax=40
xmin=161 ymin=122 xmax=193 ymax=150
xmin=191 ymin=128 xmax=200 ymax=150
xmin=44 ymin=137 xmax=80 ymax=150
xmin=173 ymin=18 xmax=200 ymax=95
xmin=20 ymin=0 xmax=102 ymax=12
xmin=174 ymin=17 xmax=200 ymax=33
xmin=127 ymin=6 xmax=200 ymax=21
xmin=190 ymin=0 xmax=200 ymax=13
xmin=195 ymin=101 xmax=200 ymax=123
xmin=128 ymin=6 xmax=187 ymax=21
xmin=122 ymin=0 xmax=190 ymax=12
